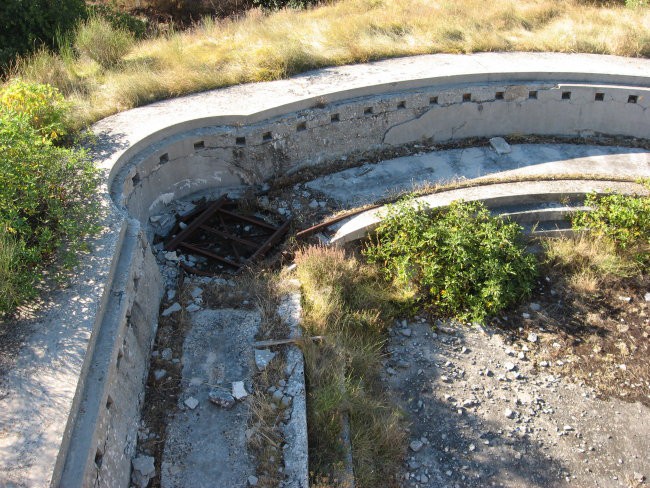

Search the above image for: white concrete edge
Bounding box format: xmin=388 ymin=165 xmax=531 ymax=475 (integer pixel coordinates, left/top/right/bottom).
xmin=330 ymin=179 xmax=650 ymax=245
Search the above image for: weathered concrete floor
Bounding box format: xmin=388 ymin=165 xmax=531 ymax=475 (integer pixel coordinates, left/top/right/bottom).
xmin=385 ymin=318 xmax=649 ymax=488
xmin=160 ymin=308 xmax=259 ymax=488
xmin=305 ymin=144 xmax=650 ymax=207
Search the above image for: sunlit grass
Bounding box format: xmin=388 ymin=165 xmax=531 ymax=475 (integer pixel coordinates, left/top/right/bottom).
xmin=9 ymin=0 xmax=650 ymax=129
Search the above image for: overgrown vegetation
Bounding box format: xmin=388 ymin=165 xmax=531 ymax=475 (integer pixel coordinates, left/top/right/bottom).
xmin=0 ymin=80 xmax=100 ymax=314
xmin=364 ymin=199 xmax=537 ymax=323
xmin=544 ymin=190 xmax=650 ymax=293
xmin=295 ymin=246 xmax=408 ymax=488
xmin=5 ymin=0 xmax=650 ymax=129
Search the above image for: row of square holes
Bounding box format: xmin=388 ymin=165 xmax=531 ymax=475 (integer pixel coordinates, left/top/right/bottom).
xmin=157 ymin=91 xmax=639 ymax=160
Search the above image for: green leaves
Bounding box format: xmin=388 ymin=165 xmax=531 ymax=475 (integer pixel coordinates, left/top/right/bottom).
xmin=364 ymin=198 xmax=537 ymax=323
xmin=0 ymin=82 xmax=100 ymax=314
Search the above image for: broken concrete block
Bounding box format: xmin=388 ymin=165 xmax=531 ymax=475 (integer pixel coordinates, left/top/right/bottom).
xmin=209 ymin=389 xmax=236 ymax=409
xmin=489 ymin=137 xmax=512 ymax=155
xmin=254 ymin=349 xmax=276 ymax=371
xmin=184 ymin=396 xmax=199 ymax=409
xmin=162 ymin=302 xmax=182 ymax=317
xmin=232 ymin=381 xmax=248 ymax=400
xmin=132 ymin=455 xmax=155 ymax=488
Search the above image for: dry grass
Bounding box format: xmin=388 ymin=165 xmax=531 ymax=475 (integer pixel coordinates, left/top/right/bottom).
xmin=294 ymin=245 xmax=408 ymax=488
xmin=543 ymin=233 xmax=643 ymax=294
xmin=9 ymin=0 xmax=650 ymax=129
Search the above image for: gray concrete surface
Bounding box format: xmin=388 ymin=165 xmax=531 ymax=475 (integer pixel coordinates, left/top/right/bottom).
xmin=306 ymin=144 xmax=650 ymax=208
xmin=161 ymin=308 xmax=259 ymax=488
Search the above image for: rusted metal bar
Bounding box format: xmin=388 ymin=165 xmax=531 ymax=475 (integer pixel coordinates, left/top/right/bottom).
xmin=198 ymin=225 xmax=259 ymax=249
xmin=253 ymin=336 xmax=324 ymax=348
xmin=218 ymin=208 xmax=279 ymax=230
xmin=295 ymin=205 xmax=380 ymax=239
xmin=247 ymin=219 xmax=291 ymax=263
xmin=178 ymin=242 xmax=241 ymax=269
xmin=165 ymin=195 xmax=228 ymax=251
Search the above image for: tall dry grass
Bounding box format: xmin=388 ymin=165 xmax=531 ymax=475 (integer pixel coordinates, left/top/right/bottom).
xmin=9 ymin=0 xmax=650 ymax=128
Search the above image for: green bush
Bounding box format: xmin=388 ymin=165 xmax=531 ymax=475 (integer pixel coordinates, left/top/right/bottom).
xmin=0 ymin=81 xmax=100 ymax=315
xmin=572 ymin=192 xmax=650 ymax=249
xmin=88 ymin=3 xmax=147 ymax=39
xmin=364 ymin=199 xmax=537 ymax=322
xmin=74 ymin=16 xmax=135 ymax=68
xmin=0 ymin=0 xmax=87 ymax=71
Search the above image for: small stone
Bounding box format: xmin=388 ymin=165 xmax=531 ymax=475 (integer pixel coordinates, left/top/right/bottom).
xmin=563 ymin=425 xmax=574 ymax=431
xmin=504 ymin=408 xmax=516 ymax=419
xmin=209 ymin=389 xmax=236 ymax=409
xmin=153 ymin=369 xmax=167 ymax=381
xmin=166 ymin=289 xmax=176 ymax=301
xmin=529 ymin=303 xmax=542 ymax=312
xmin=309 ymin=199 xmax=319 ymax=209
xmin=164 ymin=251 xmax=179 ymax=262
xmin=539 ymin=360 xmax=549 ymax=367
xmin=161 ymin=348 xmax=173 ymax=360
xmin=232 ymin=381 xmax=248 ymax=400
xmin=644 ymin=292 xmax=650 ymax=302
xmin=184 ymin=396 xmax=199 ymax=409
xmin=132 ymin=455 xmax=156 ymax=487
xmin=618 ymin=296 xmax=631 ymax=302
xmin=190 ymin=287 xmax=203 ymax=298
xmin=272 ymin=389 xmax=284 ymax=403
xmin=162 ymin=302 xmax=182 ymax=317
xmin=255 ymin=349 xmax=277 ymax=371
xmin=518 ymin=352 xmax=526 ymax=360
xmin=469 ymin=443 xmax=476 ymax=451
xmin=248 ymin=475 xmax=259 ymax=486
xmin=420 ymin=474 xmax=429 ymax=483
xmin=410 ymin=440 xmax=424 ymax=452
xmin=186 ymin=303 xmax=201 ymax=313
xmin=489 ymin=136 xmax=512 ymax=155
xmin=633 ymin=472 xmax=646 ymax=483
xmin=527 ymin=333 xmax=538 ymax=343
xmin=504 ymin=362 xmax=516 ymax=372
xmin=281 ymin=395 xmax=292 ymax=408
xmin=400 ymin=328 xmax=412 ymax=337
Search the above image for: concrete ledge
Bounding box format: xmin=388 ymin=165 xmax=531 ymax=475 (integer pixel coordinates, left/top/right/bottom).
xmin=330 ymin=180 xmax=650 ymax=245
xmin=3 ymin=53 xmax=650 ymax=488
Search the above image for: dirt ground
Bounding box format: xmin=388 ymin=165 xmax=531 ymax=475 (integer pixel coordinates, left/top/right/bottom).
xmin=384 ymin=273 xmax=649 ymax=488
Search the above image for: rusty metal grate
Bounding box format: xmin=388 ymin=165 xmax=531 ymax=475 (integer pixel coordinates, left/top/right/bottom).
xmin=164 ymin=194 xmax=290 ymax=275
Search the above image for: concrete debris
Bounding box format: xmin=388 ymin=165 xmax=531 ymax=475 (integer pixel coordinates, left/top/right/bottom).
xmin=527 ymin=332 xmax=539 ymax=343
xmin=504 ymin=362 xmax=516 ymax=371
xmin=184 ymin=396 xmax=199 ymax=410
xmin=186 ymin=303 xmax=201 ymax=313
xmin=645 ymin=292 xmax=650 ymax=302
xmin=489 ymin=137 xmax=512 ymax=155
xmin=232 ymin=381 xmax=249 ymax=400
xmin=529 ymin=302 xmax=542 ymax=312
xmin=154 ymin=369 xmax=167 ymax=381
xmin=162 ymin=302 xmax=182 ymax=317
xmin=208 ymin=389 xmax=236 ymax=409
xmin=248 ymin=475 xmax=259 ymax=486
xmin=254 ymin=349 xmax=277 ymax=371
xmin=161 ymin=348 xmax=173 ymax=361
xmin=132 ymin=455 xmax=156 ymax=488
xmin=191 ymin=287 xmax=203 ymax=299
xmin=400 ymin=328 xmax=412 ymax=337
xmin=164 ymin=251 xmax=180 ymax=262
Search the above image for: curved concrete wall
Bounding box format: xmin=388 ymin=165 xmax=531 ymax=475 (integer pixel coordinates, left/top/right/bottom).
xmin=3 ymin=53 xmax=650 ymax=488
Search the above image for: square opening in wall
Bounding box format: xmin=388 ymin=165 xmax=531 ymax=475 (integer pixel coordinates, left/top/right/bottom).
xmin=529 ymin=90 xmax=538 ymax=99
xmin=364 ymin=107 xmax=374 ymax=115
xmin=131 ymin=173 xmax=140 ymax=186
xmin=94 ymin=449 xmax=104 ymax=469
xmin=262 ymin=131 xmax=272 ymax=141
xmin=397 ymin=101 xmax=406 ymax=109
xmin=429 ymin=96 xmax=438 ymax=105
xmin=595 ymin=93 xmax=605 ymax=102
xmin=331 ymin=113 xmax=340 ymax=123
xmin=297 ymin=122 xmax=307 ymax=132
xmin=193 ymin=141 xmax=205 ymax=150
xmin=628 ymin=95 xmax=638 ymax=104
xmin=236 ymin=136 xmax=246 ymax=145
xmin=159 ymin=153 xmax=169 ymax=164
xmin=462 ymin=93 xmax=471 ymax=102
xmin=495 ymin=91 xmax=504 ymax=100
xmin=562 ymin=91 xmax=572 ymax=100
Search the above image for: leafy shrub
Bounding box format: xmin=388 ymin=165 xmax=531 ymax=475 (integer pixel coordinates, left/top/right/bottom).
xmin=74 ymin=16 xmax=136 ymax=68
xmin=0 ymin=0 xmax=87 ymax=71
xmin=0 ymin=82 xmax=101 ymax=315
xmin=572 ymin=192 xmax=650 ymax=249
xmin=88 ymin=3 xmax=148 ymax=39
xmin=0 ymin=79 xmax=70 ymax=141
xmin=364 ymin=199 xmax=537 ymax=322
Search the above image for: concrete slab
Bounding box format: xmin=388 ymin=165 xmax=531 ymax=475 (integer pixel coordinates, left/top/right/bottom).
xmin=161 ymin=309 xmax=259 ymax=488
xmin=305 ymin=144 xmax=650 ymax=207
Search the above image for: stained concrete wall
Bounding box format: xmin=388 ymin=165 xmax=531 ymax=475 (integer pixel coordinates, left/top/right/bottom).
xmin=112 ymin=81 xmax=650 ymax=223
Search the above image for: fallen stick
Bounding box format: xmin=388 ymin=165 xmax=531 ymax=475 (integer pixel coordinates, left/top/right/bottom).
xmin=253 ymin=336 xmax=324 ymax=348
